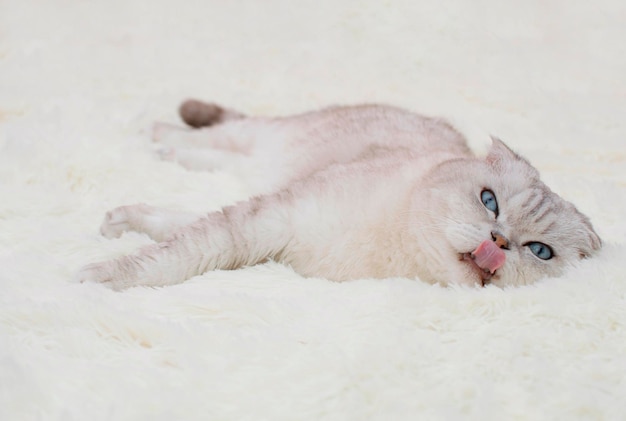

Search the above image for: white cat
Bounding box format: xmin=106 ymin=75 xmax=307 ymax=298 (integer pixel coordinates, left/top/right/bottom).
xmin=78 ymin=101 xmax=601 ymax=290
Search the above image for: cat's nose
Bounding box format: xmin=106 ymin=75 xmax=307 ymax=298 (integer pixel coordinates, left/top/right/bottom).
xmin=491 ymin=231 xmax=510 ymax=250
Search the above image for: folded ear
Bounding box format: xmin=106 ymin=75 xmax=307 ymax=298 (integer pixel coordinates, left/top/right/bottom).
xmin=486 ymin=136 xmax=540 ymax=179
xmin=487 ymin=136 xmax=519 ymax=164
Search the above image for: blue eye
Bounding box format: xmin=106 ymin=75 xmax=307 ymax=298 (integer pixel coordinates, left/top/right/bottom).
xmin=527 ymin=242 xmax=553 ymax=260
xmin=481 ymin=189 xmax=499 ymax=216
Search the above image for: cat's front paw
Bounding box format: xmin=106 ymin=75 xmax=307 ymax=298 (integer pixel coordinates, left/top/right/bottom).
xmin=76 ymin=261 xmax=122 ymax=290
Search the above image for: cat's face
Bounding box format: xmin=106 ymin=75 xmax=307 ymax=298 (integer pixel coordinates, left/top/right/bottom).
xmin=410 ymin=139 xmax=602 ymax=287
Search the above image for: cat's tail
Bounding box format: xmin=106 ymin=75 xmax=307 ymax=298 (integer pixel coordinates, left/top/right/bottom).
xmin=179 ymin=99 xmax=246 ymax=128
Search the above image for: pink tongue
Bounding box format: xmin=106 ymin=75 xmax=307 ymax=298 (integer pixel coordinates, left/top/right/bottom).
xmin=472 ymin=240 xmax=506 ymax=273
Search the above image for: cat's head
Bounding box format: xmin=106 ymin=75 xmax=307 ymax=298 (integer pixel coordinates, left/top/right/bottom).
xmin=411 ymin=138 xmax=602 ymax=287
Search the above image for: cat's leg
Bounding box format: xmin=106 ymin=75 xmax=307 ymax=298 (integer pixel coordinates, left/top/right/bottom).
xmin=100 ymin=203 xmax=203 ymax=242
xmin=156 ymin=144 xmax=249 ymax=172
xmin=77 ymin=195 xmax=292 ymax=290
xmin=152 ymin=119 xmax=292 ymax=195
xmin=152 ymin=120 xmax=257 ymax=152
xmin=152 ymin=119 xmax=260 ymax=172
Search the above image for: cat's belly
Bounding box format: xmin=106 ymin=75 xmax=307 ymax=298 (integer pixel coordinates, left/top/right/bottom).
xmin=271 ymin=149 xmax=449 ymax=282
xmin=277 ymin=207 xmax=427 ymax=282
xmin=281 ymin=233 xmax=426 ymax=282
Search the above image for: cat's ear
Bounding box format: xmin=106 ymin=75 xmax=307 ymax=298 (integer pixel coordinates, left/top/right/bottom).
xmin=575 ymin=213 xmax=603 ymax=258
xmin=486 ymin=136 xmax=518 ymax=164
xmin=486 ymin=136 xmax=540 ymax=178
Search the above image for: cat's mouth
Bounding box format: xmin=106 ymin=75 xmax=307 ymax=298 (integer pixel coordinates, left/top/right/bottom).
xmin=459 ymin=253 xmax=495 ymax=285
xmin=459 ymin=240 xmax=507 ymax=286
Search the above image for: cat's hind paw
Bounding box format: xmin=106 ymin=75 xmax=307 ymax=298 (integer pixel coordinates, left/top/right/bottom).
xmin=155 ymin=147 xmax=176 ymax=162
xmin=152 ymin=122 xmax=188 ymax=144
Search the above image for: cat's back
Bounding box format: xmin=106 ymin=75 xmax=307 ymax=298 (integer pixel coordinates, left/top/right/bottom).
xmin=282 ymin=104 xmax=472 ymax=158
xmin=216 ymin=103 xmax=474 ymax=195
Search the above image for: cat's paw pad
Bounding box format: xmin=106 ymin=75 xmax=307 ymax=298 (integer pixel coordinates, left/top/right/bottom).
xmin=100 ymin=204 xmax=148 ymax=238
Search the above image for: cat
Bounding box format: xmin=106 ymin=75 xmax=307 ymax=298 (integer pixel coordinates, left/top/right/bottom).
xmin=77 ymin=100 xmax=602 ymax=290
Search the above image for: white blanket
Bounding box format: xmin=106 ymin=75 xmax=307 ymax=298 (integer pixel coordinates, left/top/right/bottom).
xmin=1 ymin=0 xmax=625 ymax=419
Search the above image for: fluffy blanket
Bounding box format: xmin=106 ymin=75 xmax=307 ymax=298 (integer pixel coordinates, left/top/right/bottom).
xmin=1 ymin=0 xmax=625 ymax=419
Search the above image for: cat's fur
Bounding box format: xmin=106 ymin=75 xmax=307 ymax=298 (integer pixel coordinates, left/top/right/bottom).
xmin=78 ymin=101 xmax=601 ymax=290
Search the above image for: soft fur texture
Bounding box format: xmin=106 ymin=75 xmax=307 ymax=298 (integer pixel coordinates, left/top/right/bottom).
xmin=78 ymin=103 xmax=601 ymax=290
xmin=1 ymin=0 xmax=626 ymax=419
